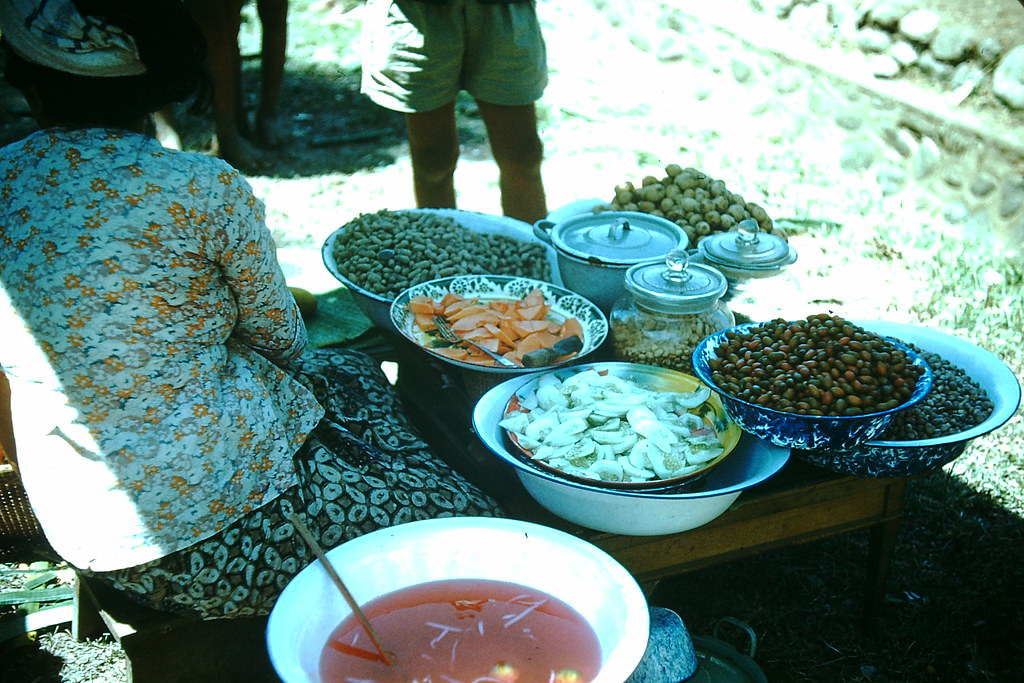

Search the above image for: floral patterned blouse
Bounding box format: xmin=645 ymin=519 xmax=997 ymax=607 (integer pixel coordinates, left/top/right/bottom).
xmin=0 ymin=128 xmax=324 ymax=571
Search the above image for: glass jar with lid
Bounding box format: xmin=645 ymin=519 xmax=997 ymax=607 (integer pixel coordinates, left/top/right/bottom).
xmin=610 ymin=251 xmax=735 ymax=374
xmin=693 ymin=219 xmax=800 ymax=322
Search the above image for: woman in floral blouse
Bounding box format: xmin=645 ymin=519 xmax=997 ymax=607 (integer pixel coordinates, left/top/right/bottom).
xmin=0 ymin=0 xmax=500 ymax=618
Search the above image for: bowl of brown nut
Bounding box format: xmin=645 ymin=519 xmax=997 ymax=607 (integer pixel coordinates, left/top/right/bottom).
xmin=691 ymin=314 xmax=934 ymax=451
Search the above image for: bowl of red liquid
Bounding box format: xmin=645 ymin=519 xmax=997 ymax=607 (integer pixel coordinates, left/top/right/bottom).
xmin=266 ymin=517 xmax=650 ymax=683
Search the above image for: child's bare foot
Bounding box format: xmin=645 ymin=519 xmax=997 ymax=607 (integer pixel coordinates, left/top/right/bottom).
xmin=214 ymin=131 xmax=274 ymax=174
xmin=255 ymin=109 xmax=290 ymax=149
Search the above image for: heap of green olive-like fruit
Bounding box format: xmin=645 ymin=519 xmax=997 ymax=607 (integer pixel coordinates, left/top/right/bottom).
xmin=602 ymin=164 xmax=776 ymax=247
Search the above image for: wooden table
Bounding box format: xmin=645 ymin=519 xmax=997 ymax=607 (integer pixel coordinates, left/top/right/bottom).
xmin=390 ymin=342 xmax=907 ymax=627
xmin=63 ymin=336 xmax=906 ymax=681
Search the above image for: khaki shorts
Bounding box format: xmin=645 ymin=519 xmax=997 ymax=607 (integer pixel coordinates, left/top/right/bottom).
xmin=361 ymin=0 xmax=548 ymax=112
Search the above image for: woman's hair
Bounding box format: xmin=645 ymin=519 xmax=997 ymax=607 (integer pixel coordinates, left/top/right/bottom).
xmin=3 ymin=0 xmax=210 ymax=128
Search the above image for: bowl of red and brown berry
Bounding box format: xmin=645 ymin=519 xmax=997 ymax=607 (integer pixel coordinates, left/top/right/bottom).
xmin=691 ymin=314 xmax=934 ymax=451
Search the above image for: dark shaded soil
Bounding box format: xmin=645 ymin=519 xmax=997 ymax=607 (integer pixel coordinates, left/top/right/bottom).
xmin=654 ymin=471 xmax=1024 ymax=682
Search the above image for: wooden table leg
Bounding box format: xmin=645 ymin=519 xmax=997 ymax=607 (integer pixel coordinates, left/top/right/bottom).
xmin=862 ymin=478 xmax=907 ymax=630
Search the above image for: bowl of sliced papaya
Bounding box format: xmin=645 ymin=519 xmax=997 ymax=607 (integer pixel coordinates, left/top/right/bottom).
xmin=390 ymin=274 xmax=609 ymax=374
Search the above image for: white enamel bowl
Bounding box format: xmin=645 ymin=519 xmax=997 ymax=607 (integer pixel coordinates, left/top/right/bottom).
xmin=472 ymin=363 xmax=790 ymax=535
xmin=322 ymin=209 xmax=560 ymax=332
xmin=266 ymin=517 xmax=650 ymax=683
xmin=794 ymin=320 xmax=1021 ymax=477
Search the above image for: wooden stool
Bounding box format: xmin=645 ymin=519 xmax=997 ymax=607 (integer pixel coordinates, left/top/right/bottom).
xmin=73 ymin=574 xmax=279 ymax=682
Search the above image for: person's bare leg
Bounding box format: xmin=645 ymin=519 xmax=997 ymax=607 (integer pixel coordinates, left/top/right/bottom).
xmin=405 ymin=103 xmax=459 ymax=209
xmin=185 ymin=0 xmax=267 ymax=170
xmin=476 ymin=100 xmax=547 ymax=223
xmin=255 ymin=0 xmax=289 ymax=148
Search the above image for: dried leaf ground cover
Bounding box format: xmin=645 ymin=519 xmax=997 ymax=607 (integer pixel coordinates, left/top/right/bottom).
xmin=2 ymin=1 xmax=1023 ymax=681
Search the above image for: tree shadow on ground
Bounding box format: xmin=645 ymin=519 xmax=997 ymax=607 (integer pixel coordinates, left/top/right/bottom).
xmin=0 ymin=61 xmax=489 ymax=180
xmin=165 ymin=64 xmax=489 ymax=180
xmin=0 ymin=85 xmax=36 ymax=149
xmin=0 ymin=539 xmax=79 ymax=683
xmin=1 ymin=640 xmax=66 ymax=683
xmin=651 ymin=465 xmax=1024 ymax=683
xmin=167 ymin=64 xmax=405 ymax=179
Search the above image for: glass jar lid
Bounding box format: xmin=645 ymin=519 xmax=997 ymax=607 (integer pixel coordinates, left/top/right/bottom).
xmin=697 ymin=219 xmax=797 ymax=274
xmin=551 ymin=211 xmax=686 ymax=266
xmin=623 ymin=251 xmax=728 ymax=315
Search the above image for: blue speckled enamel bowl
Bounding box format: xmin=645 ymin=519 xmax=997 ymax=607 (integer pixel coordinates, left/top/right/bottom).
xmin=691 ymin=321 xmax=934 ymax=451
xmin=792 ymin=321 xmax=1021 ymax=478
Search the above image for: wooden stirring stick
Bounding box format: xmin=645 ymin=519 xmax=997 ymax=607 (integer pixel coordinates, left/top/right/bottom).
xmin=286 ymin=513 xmax=396 ymax=667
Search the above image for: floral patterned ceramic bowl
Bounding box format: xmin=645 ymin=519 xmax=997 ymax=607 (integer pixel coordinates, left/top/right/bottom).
xmin=390 ymin=274 xmax=608 ymax=375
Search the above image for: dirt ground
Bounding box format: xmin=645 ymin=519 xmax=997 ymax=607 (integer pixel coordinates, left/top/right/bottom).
xmin=2 ymin=1 xmax=1023 ymax=681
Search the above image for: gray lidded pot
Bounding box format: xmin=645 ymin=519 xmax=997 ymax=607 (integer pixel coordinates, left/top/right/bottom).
xmin=533 ymin=211 xmax=688 ymax=312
